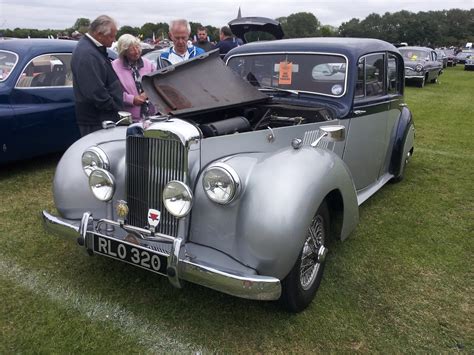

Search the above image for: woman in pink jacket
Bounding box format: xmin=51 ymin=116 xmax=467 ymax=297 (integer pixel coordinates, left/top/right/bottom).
xmin=112 ymin=34 xmax=156 ymax=122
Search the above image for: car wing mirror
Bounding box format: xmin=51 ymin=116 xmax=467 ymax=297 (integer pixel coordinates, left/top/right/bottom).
xmin=311 ymin=125 xmax=345 ymax=148
xmin=102 ymin=111 xmax=133 ymax=130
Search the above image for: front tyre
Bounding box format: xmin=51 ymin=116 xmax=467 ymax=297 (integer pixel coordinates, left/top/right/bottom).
xmin=280 ymin=201 xmax=329 ymax=312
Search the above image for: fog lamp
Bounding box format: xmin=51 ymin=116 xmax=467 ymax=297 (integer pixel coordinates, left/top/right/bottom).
xmin=163 ymin=181 xmax=193 ymax=218
xmin=89 ymin=168 xmax=115 ymax=202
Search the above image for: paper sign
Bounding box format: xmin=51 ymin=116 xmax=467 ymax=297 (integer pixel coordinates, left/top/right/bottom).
xmin=279 ymin=61 xmax=293 ymax=85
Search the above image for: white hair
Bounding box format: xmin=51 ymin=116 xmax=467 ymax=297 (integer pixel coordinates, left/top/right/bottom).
xmin=169 ymin=19 xmax=191 ymax=34
xmin=89 ymin=15 xmax=117 ymax=36
xmin=116 ymin=34 xmax=141 ymax=58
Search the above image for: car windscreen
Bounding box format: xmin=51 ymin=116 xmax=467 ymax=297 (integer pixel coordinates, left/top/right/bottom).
xmin=399 ymin=49 xmax=431 ymax=61
xmin=227 ymin=53 xmax=347 ymax=97
xmin=0 ymin=50 xmax=18 ymax=82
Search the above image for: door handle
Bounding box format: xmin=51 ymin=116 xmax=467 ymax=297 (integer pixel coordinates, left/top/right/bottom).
xmin=353 ymin=110 xmax=366 ymax=115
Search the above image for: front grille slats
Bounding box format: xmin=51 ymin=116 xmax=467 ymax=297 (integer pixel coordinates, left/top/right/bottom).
xmin=126 ymin=136 xmax=186 ymax=237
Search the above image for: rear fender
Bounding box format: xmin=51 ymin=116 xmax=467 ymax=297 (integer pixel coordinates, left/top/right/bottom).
xmin=190 ymin=146 xmax=359 ymax=279
xmin=389 ymin=107 xmax=414 ymax=177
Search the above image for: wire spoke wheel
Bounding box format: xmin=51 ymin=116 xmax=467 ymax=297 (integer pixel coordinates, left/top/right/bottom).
xmin=300 ymin=215 xmax=325 ymax=290
xmin=280 ymin=201 xmax=329 ymax=312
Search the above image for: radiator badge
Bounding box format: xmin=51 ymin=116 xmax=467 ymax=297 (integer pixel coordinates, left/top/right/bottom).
xmin=148 ymin=209 xmax=161 ymax=229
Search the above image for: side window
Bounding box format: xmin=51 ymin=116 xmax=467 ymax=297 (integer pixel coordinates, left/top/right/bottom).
xmin=365 ymin=54 xmax=384 ymax=97
xmin=355 ymin=54 xmax=385 ymax=99
xmin=387 ymin=54 xmax=401 ymax=95
xmin=355 ymin=59 xmax=364 ymax=97
xmin=16 ymin=53 xmax=73 ymax=88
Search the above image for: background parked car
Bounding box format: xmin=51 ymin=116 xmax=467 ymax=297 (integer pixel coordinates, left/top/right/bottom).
xmin=464 ymin=55 xmax=474 ymax=71
xmin=434 ymin=49 xmax=448 ymax=68
xmin=0 ymin=39 xmax=80 ymax=164
xmin=455 ymin=50 xmax=474 ymax=64
xmin=399 ymin=46 xmax=443 ymax=87
xmin=443 ymin=48 xmax=458 ymax=67
xmin=142 ymin=47 xmax=169 ymax=64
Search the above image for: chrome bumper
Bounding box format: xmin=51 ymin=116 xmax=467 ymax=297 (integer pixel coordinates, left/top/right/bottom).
xmin=42 ymin=210 xmax=281 ymax=301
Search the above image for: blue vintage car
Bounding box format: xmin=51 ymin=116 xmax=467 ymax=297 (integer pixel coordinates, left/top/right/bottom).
xmin=0 ymin=39 xmax=80 ymax=164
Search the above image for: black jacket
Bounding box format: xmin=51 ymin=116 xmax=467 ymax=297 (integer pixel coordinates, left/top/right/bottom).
xmin=71 ymin=36 xmax=123 ymax=125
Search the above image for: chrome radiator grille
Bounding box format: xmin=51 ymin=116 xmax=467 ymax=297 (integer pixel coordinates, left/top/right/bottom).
xmin=126 ymin=135 xmax=186 ymax=237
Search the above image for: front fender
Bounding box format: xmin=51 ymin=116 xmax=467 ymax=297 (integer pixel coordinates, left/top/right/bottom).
xmin=53 ymin=127 xmax=127 ymax=220
xmin=190 ymin=146 xmax=359 ymax=280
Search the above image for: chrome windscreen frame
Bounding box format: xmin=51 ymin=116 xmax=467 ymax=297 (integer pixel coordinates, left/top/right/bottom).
xmin=226 ymin=51 xmax=349 ymax=98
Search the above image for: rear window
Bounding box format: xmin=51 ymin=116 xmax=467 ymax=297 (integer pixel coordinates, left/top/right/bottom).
xmin=0 ymin=50 xmax=19 ymax=82
xmin=227 ymin=53 xmax=347 ymax=97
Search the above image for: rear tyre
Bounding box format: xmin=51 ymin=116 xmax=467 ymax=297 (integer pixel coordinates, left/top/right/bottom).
xmin=280 ymin=201 xmax=329 ymax=312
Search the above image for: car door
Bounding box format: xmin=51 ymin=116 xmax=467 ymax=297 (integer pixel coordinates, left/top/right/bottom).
xmin=343 ymin=53 xmax=400 ymax=195
xmin=0 ymin=49 xmax=19 ymax=163
xmin=9 ymin=52 xmax=79 ymax=160
xmin=429 ymin=50 xmax=442 ymax=80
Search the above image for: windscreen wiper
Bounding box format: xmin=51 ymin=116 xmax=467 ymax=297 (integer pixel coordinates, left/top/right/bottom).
xmin=259 ymin=85 xmax=300 ymax=96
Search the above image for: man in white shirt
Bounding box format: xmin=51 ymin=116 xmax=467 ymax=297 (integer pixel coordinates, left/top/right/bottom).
xmin=158 ymin=19 xmax=204 ymax=68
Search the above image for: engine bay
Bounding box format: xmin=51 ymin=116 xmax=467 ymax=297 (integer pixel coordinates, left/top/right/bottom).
xmin=178 ymin=103 xmax=335 ymax=138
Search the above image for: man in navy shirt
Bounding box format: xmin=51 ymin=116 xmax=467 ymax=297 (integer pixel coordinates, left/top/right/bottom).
xmin=215 ymin=26 xmax=240 ymax=59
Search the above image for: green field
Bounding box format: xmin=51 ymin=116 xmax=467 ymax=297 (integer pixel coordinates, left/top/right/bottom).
xmin=1 ymin=66 xmax=473 ymax=353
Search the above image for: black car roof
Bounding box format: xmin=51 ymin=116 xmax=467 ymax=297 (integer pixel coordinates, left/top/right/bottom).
xmin=225 ymin=37 xmax=400 ymax=61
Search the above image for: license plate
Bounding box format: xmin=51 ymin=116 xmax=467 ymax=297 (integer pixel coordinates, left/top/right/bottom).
xmin=93 ymin=234 xmax=167 ymax=275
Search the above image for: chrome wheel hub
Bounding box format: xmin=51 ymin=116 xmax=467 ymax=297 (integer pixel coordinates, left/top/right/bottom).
xmin=300 ymin=215 xmax=326 ymax=290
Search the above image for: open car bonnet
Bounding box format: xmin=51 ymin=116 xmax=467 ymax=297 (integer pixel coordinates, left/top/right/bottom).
xmin=228 ymin=17 xmax=284 ymax=44
xmin=142 ymin=50 xmax=269 ymax=117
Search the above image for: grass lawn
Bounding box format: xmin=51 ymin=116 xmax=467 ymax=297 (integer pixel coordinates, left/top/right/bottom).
xmin=1 ymin=65 xmax=473 ymax=353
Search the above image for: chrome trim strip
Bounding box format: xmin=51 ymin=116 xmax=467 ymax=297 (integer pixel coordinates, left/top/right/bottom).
xmin=43 ymin=211 xmax=282 ymax=301
xmin=144 ymin=118 xmax=200 ymax=149
xmin=167 ymin=238 xmax=183 ymax=288
xmin=226 ymin=51 xmax=349 ymax=98
xmin=42 ymin=210 xmax=80 ymax=239
xmin=180 ymin=260 xmax=281 ymax=301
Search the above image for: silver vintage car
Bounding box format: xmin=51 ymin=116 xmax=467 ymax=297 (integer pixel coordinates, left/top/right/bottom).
xmin=43 ymin=38 xmax=414 ymax=312
xmin=399 ymin=46 xmax=443 ymax=87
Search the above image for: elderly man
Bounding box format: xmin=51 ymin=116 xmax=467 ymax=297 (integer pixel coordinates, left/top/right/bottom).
xmin=158 ymin=19 xmax=205 ymax=67
xmin=71 ymin=15 xmax=123 ymax=136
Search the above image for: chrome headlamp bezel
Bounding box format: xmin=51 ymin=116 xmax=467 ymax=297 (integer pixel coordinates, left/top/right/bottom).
xmin=81 ymin=146 xmax=110 ymax=177
xmin=202 ymin=163 xmax=241 ymax=205
xmin=89 ymin=168 xmax=116 ymax=202
xmin=163 ymin=181 xmax=193 ymax=218
xmin=415 ymin=64 xmax=424 ymax=72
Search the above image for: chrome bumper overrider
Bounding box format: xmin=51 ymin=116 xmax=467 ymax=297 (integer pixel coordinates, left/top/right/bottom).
xmin=42 ymin=210 xmax=281 ymax=301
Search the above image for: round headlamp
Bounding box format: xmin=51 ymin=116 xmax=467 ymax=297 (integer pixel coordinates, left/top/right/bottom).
xmin=202 ymin=163 xmax=240 ymax=205
xmin=163 ymin=181 xmax=193 ymax=218
xmin=82 ymin=147 xmax=109 ymax=177
xmin=89 ymin=168 xmax=115 ymax=202
xmin=415 ymin=64 xmax=424 ymax=72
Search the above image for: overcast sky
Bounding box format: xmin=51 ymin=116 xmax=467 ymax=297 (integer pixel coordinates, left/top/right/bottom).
xmin=1 ymin=0 xmax=473 ymax=30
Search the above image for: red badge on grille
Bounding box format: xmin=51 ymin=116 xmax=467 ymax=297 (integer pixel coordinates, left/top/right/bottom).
xmin=147 ymin=209 xmax=161 ymax=228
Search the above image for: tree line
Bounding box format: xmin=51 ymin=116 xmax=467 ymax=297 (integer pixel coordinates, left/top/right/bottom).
xmin=1 ymin=9 xmax=472 ymax=47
